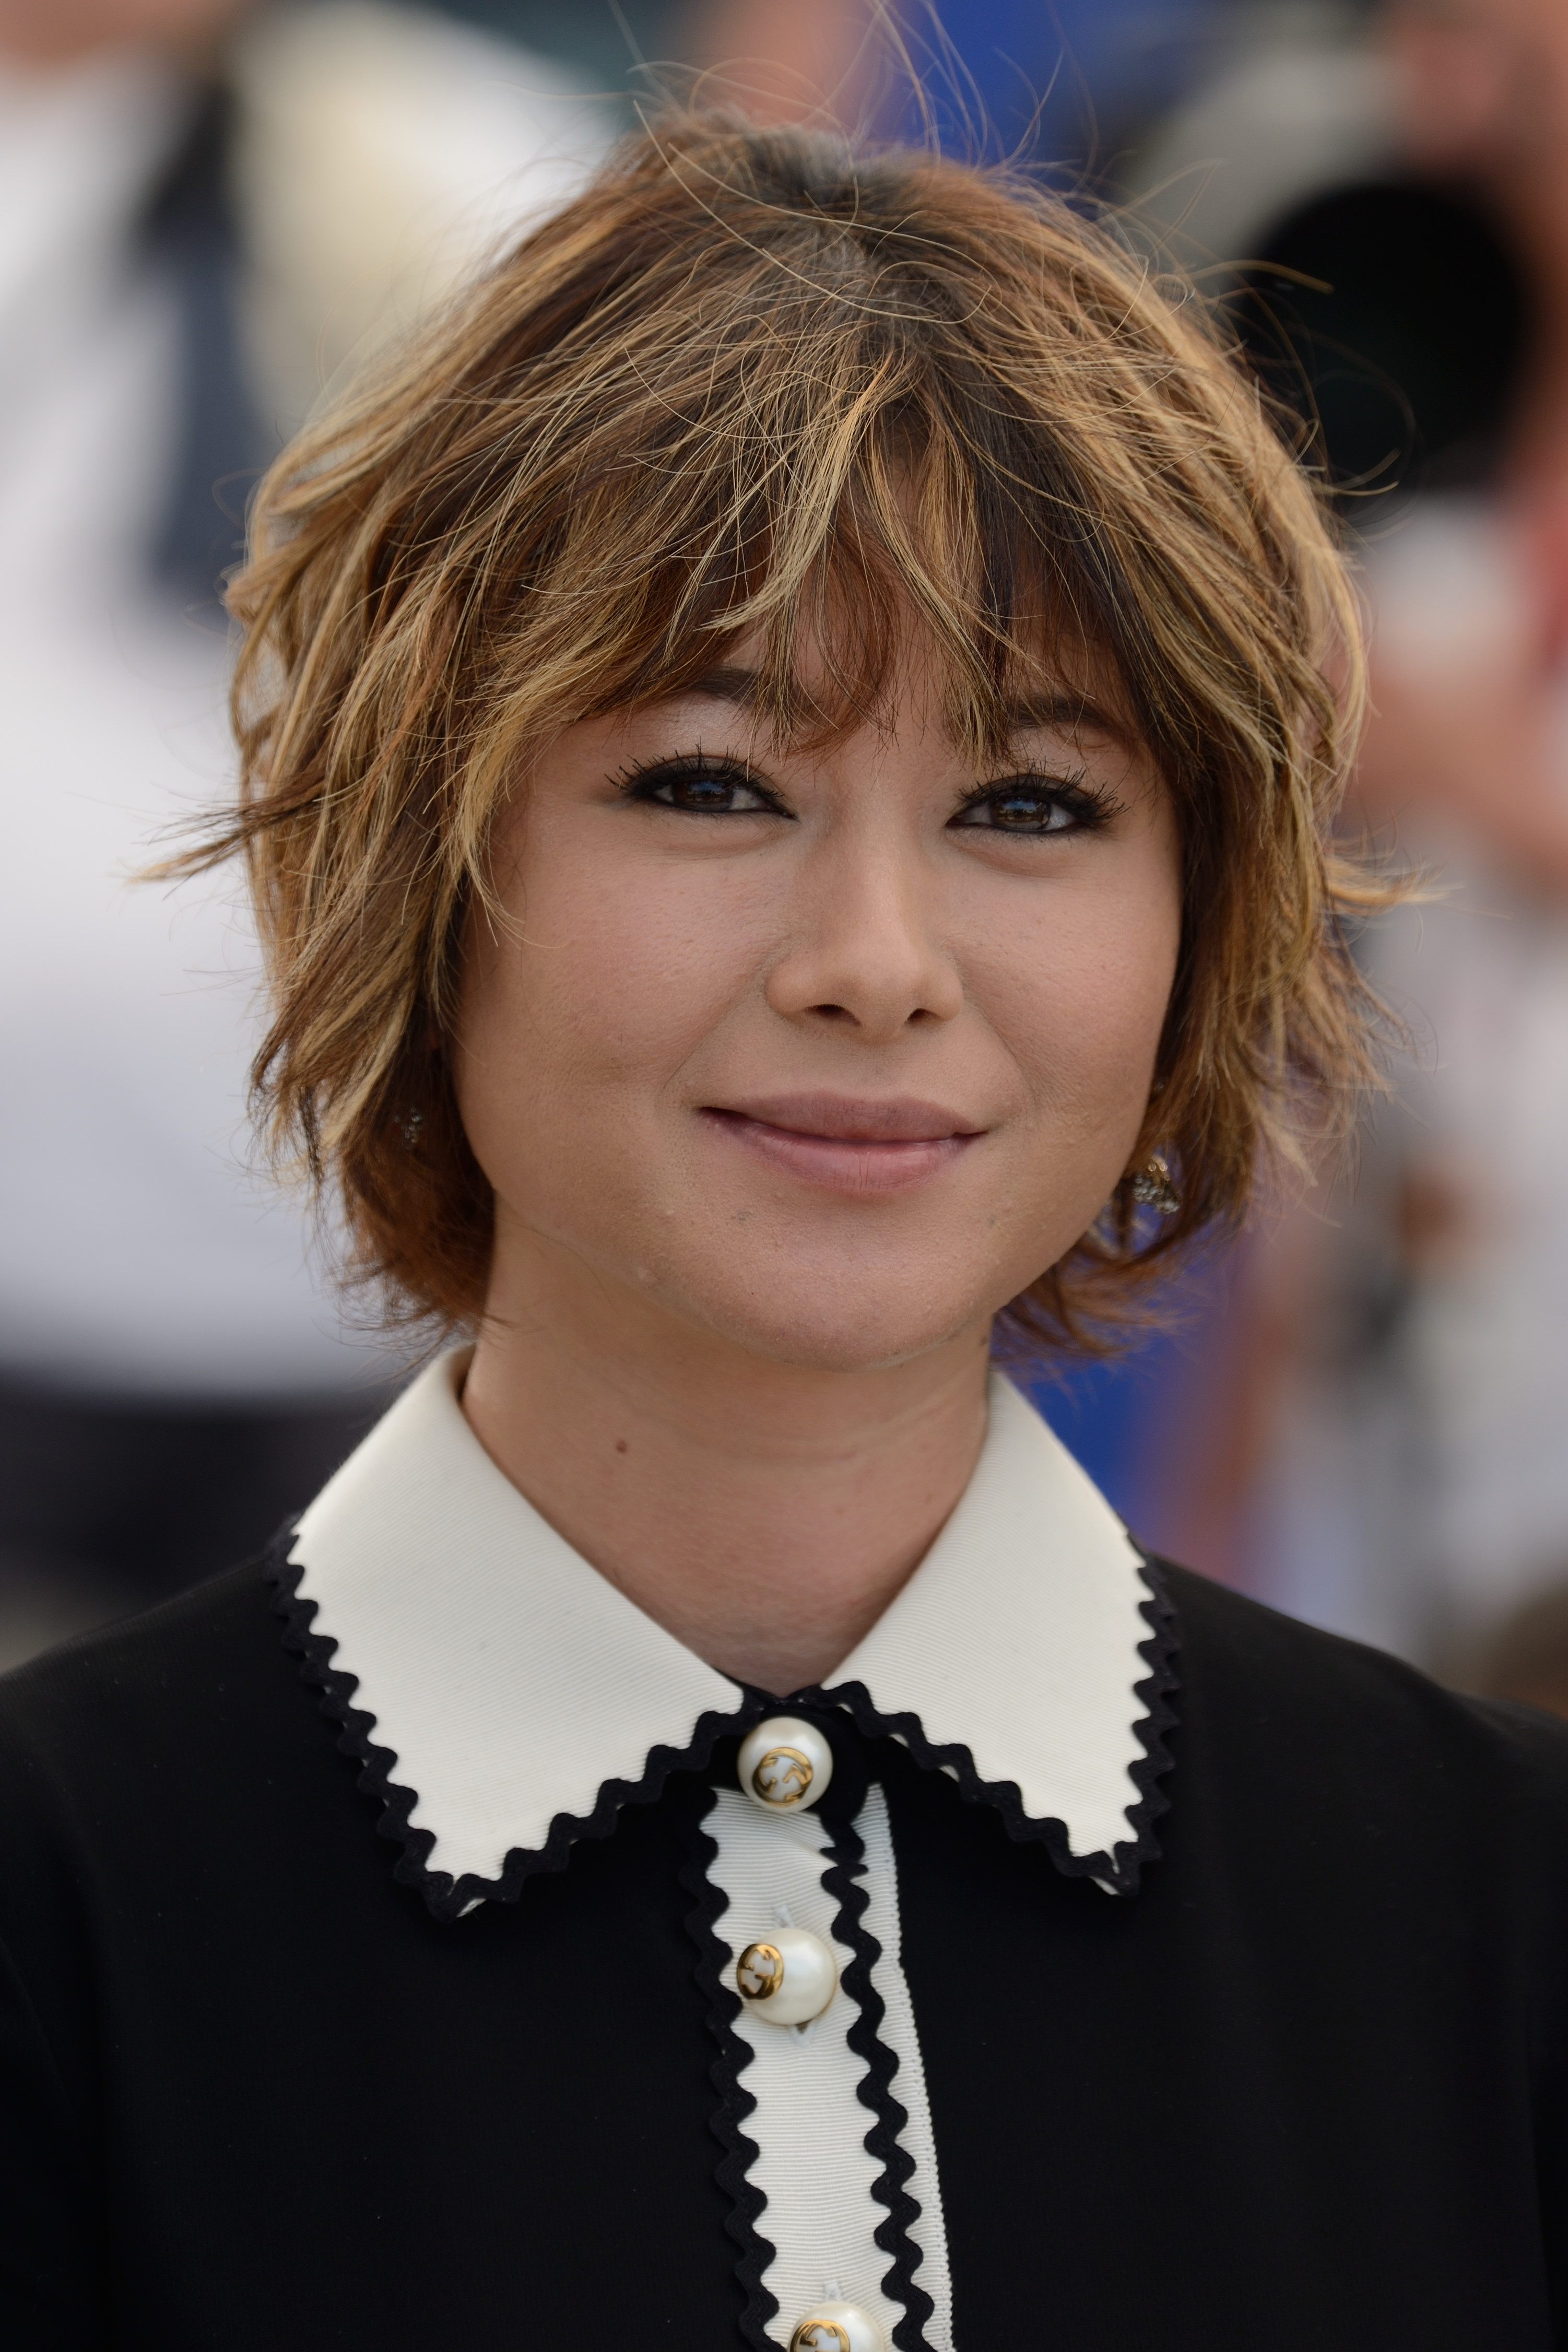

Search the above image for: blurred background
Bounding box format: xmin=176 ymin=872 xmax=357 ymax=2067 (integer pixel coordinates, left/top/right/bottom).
xmin=6 ymin=0 xmax=1568 ymax=1719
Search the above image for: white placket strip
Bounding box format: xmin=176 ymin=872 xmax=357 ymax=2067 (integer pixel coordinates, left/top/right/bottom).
xmin=706 ymin=1780 xmax=955 ymax=2352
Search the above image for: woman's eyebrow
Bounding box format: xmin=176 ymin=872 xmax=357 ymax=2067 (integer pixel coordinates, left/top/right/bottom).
xmin=686 ymin=665 xmax=763 ymax=707
xmin=1006 ymin=687 xmax=1131 ymax=742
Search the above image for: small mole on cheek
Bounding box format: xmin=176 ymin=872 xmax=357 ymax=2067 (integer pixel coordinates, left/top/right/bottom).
xmin=615 ymin=1439 xmax=629 ymax=1455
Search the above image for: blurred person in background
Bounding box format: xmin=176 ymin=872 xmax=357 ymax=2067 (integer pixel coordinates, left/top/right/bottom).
xmin=1130 ymin=0 xmax=1568 ymax=1671
xmin=0 ymin=0 xmax=604 ymax=1663
xmin=680 ymin=0 xmax=872 ymax=117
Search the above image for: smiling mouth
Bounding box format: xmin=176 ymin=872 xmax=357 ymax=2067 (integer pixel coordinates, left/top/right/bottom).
xmin=701 ymin=1095 xmax=986 ymax=1197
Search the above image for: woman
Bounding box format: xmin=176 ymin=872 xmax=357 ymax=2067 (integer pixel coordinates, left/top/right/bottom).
xmin=2 ymin=115 xmax=1565 ymax=2351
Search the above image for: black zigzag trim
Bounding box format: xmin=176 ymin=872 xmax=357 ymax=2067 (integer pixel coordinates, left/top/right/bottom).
xmin=809 ymin=1551 xmax=1181 ymax=1896
xmin=264 ymin=1528 xmax=764 ymax=1924
xmin=679 ymin=1793 xmax=779 ymax=2352
xmin=819 ymin=1807 xmax=936 ymax=2352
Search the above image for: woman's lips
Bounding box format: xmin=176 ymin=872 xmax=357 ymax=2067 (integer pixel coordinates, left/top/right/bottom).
xmin=701 ymin=1096 xmax=985 ymax=1196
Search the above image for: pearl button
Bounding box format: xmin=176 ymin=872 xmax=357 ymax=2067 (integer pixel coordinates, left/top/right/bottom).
xmin=738 ymin=1716 xmax=834 ymax=1813
xmin=734 ymin=1926 xmax=838 ymax=2025
xmin=789 ymin=2303 xmax=885 ymax=2352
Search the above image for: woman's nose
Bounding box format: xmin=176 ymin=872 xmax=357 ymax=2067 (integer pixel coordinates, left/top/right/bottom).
xmin=763 ymin=846 xmax=964 ymax=1043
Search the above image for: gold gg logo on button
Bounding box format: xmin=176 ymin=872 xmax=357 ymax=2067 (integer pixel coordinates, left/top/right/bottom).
xmin=753 ymin=1747 xmax=811 ymax=1804
xmin=737 ymin=1717 xmax=834 ymax=1814
xmin=736 ymin=1942 xmax=785 ymax=2001
xmin=735 ymin=1928 xmax=836 ymax=2025
xmin=789 ymin=2304 xmax=883 ymax=2352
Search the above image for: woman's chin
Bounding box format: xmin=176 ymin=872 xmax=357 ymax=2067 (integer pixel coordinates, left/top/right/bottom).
xmin=662 ymin=1263 xmax=1009 ymax=1375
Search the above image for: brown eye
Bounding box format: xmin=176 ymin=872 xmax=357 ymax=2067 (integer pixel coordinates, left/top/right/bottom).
xmin=1000 ymin=790 xmax=1069 ymax=831
xmin=950 ymin=772 xmax=1115 ymax=837
xmin=665 ymin=771 xmax=763 ymax=813
xmin=623 ymin=759 xmax=782 ymax=816
xmin=952 ymin=785 xmax=1076 ymax=834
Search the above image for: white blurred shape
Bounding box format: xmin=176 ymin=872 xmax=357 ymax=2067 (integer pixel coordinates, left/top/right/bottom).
xmin=0 ymin=10 xmax=607 ymax=1400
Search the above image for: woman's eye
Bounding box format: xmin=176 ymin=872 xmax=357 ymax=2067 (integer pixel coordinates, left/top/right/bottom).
xmin=628 ymin=762 xmax=779 ymax=816
xmin=951 ymin=781 xmax=1092 ymax=835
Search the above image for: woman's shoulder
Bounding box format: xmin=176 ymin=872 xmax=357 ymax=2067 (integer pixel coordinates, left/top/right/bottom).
xmin=0 ymin=1555 xmax=281 ymax=1728
xmin=1159 ymin=1559 xmax=1568 ymax=1887
xmin=0 ymin=1559 xmax=322 ymax=1863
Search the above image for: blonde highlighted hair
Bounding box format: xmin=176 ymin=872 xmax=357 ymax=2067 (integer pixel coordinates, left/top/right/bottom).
xmin=185 ymin=112 xmax=1375 ymax=1348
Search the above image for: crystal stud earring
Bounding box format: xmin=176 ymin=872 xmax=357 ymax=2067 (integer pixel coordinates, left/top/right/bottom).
xmin=1131 ymin=1153 xmax=1179 ymax=1216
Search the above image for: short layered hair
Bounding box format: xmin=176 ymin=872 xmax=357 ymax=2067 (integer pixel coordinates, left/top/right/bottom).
xmin=193 ymin=113 xmax=1375 ymax=1349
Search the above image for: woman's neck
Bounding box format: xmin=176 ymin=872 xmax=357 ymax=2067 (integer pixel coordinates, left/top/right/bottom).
xmin=458 ymin=1223 xmax=994 ymax=1696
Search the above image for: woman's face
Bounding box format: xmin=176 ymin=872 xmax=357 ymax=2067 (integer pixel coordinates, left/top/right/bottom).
xmin=457 ymin=632 xmax=1182 ymax=1373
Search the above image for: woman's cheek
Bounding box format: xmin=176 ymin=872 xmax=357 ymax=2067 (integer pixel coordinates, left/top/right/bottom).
xmin=478 ymin=856 xmax=766 ymax=1111
xmin=973 ymin=896 xmax=1174 ymax=1138
xmin=556 ymin=863 xmax=775 ymax=1078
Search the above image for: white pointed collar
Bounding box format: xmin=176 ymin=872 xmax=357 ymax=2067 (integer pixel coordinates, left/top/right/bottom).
xmin=281 ymin=1351 xmax=1175 ymax=1918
